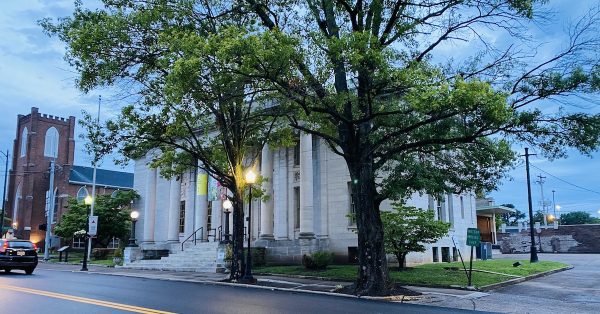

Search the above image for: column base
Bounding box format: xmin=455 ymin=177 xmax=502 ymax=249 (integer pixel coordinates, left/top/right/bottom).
xmin=259 ymin=234 xmax=275 ymax=240
xmin=298 ymin=232 xmax=315 ymax=239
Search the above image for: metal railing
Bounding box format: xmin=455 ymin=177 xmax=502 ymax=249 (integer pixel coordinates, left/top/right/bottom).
xmin=181 ymin=227 xmax=204 ymax=251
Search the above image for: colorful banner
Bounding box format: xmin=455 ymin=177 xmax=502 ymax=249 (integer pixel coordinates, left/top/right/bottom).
xmin=197 ymin=173 xmax=208 ymax=196
xmin=207 ymin=176 xmax=220 ymax=201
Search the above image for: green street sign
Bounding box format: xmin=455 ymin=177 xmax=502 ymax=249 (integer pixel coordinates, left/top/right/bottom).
xmin=466 ymin=228 xmax=481 ymax=246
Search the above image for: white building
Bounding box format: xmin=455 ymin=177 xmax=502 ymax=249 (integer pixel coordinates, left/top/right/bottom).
xmin=130 ymin=133 xmax=477 ymax=269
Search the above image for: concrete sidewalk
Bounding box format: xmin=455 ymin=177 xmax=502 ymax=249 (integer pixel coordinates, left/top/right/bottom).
xmin=37 ymin=262 xmax=478 ymax=302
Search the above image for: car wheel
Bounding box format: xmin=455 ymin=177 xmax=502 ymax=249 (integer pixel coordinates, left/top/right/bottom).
xmin=24 ymin=268 xmax=34 ymax=275
xmin=5 ymin=268 xmax=11 ymax=273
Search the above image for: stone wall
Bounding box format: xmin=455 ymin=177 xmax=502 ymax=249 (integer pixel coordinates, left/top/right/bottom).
xmin=498 ymin=224 xmax=600 ymax=254
xmin=255 ymin=238 xmax=330 ymax=265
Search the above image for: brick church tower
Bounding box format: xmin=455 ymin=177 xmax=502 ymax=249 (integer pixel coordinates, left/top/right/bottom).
xmin=6 ymin=107 xmax=76 ymax=243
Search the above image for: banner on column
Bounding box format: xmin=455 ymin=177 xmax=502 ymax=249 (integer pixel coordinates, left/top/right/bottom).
xmin=208 ymin=176 xmax=221 ymax=201
xmin=197 ymin=173 xmax=208 ymax=196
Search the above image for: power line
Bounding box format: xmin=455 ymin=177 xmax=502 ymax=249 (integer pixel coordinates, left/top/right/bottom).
xmin=529 ymin=164 xmax=600 ymax=196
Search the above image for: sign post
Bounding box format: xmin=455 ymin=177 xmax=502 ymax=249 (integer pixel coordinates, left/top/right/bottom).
xmin=466 ymin=228 xmax=481 ymax=288
xmin=88 ymin=216 xmax=98 ymax=237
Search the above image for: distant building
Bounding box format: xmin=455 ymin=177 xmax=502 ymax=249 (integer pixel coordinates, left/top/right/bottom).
xmin=5 ymin=107 xmax=133 ymax=247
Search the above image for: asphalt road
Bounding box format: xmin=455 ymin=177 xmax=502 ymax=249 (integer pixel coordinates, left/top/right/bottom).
xmin=0 ymin=266 xmax=481 ymax=314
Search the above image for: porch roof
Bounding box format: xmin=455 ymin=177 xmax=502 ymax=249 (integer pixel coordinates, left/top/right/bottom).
xmin=476 ymin=205 xmax=516 ymax=215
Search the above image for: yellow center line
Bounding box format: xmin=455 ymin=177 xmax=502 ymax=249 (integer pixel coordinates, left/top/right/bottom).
xmin=0 ymin=284 xmax=177 ymax=314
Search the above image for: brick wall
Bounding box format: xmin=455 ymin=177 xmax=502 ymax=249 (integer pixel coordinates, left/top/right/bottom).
xmin=498 ymin=224 xmax=600 ymax=254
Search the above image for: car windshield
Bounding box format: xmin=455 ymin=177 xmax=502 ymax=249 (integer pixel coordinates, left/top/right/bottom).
xmin=8 ymin=241 xmax=34 ymax=249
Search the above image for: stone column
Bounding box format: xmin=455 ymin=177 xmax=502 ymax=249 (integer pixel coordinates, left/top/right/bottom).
xmin=259 ymin=144 xmax=275 ymax=240
xmin=212 ymin=199 xmax=222 ymax=241
xmin=273 ymin=149 xmax=288 ymax=239
xmin=167 ymin=177 xmax=181 ymax=243
xmin=299 ymin=133 xmax=315 ymax=239
xmin=195 ymin=164 xmax=209 ymax=240
xmin=184 ymin=170 xmax=196 ymax=237
xmin=143 ymin=166 xmax=157 ymax=244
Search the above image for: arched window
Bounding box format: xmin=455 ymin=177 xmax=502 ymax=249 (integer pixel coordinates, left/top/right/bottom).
xmin=44 ymin=127 xmax=59 ymax=158
xmin=77 ymin=186 xmax=89 ymax=202
xmin=13 ymin=182 xmax=22 ymax=223
xmin=20 ymin=127 xmax=28 ymax=157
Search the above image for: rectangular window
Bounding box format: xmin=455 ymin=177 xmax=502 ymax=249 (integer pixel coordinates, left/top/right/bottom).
xmin=442 ymin=247 xmax=450 ymax=262
xmin=447 ymin=193 xmax=454 ymax=227
xmin=460 ymin=196 xmax=465 ymax=219
xmin=432 ymin=247 xmax=439 ymax=262
xmin=294 ymin=187 xmax=300 ymax=229
xmin=207 ymin=201 xmax=212 ymax=232
xmin=72 ymin=237 xmax=85 ymax=249
xmin=179 ymin=201 xmax=186 ymax=233
xmin=293 ymin=140 xmax=300 ymax=166
xmin=348 ymin=182 xmax=356 ymax=226
xmin=108 ymin=237 xmax=120 ymax=249
xmin=436 ymin=197 xmax=444 ymax=221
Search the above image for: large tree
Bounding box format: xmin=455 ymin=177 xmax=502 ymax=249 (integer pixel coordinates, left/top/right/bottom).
xmin=42 ymin=2 xmax=290 ymax=280
xmin=54 ymin=191 xmax=139 ymax=248
xmin=45 ymin=0 xmax=600 ymax=295
xmin=560 ymin=211 xmax=600 ymax=225
xmin=235 ymin=0 xmax=600 ymax=295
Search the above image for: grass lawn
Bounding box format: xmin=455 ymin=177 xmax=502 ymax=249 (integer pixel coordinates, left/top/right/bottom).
xmin=254 ymin=259 xmax=568 ymax=288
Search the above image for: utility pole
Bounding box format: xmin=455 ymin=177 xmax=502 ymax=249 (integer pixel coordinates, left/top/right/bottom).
xmin=0 ymin=150 xmax=9 ymax=236
xmin=535 ymin=174 xmax=547 ymax=226
xmin=552 ymin=190 xmax=556 ymax=217
xmin=523 ymin=148 xmax=539 ymax=263
xmin=87 ymin=95 xmax=101 ymax=261
xmin=44 ymin=159 xmax=56 ymax=260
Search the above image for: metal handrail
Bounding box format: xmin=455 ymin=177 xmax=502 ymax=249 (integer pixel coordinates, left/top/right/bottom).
xmin=181 ymin=227 xmax=203 ymax=251
xmin=217 ymin=226 xmax=223 ymax=242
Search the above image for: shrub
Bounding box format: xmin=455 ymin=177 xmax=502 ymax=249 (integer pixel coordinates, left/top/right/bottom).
xmin=114 ymin=248 xmax=123 ymax=258
xmin=302 ymin=251 xmax=333 ymax=270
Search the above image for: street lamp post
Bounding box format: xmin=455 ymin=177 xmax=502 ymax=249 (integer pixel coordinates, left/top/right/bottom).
xmin=223 ymin=199 xmax=232 ymax=244
xmin=241 ymin=169 xmax=257 ymax=283
xmin=128 ymin=210 xmax=139 ymax=247
xmin=81 ymin=195 xmax=93 ymax=271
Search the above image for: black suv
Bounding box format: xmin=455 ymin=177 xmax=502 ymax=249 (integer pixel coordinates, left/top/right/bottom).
xmin=0 ymin=239 xmax=38 ymax=275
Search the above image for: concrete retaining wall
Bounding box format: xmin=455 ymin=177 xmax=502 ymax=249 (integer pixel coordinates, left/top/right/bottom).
xmin=498 ymin=224 xmax=600 ymax=253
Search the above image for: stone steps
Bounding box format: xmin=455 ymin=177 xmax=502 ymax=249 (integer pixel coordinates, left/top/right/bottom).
xmin=122 ymin=241 xmax=223 ymax=273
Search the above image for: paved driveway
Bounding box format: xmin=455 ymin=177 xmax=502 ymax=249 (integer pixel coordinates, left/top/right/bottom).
xmin=412 ymin=253 xmax=600 ymax=313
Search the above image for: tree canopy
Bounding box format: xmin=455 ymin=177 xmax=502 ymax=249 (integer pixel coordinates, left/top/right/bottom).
xmin=54 ymin=190 xmax=139 ymax=247
xmin=559 ymin=211 xmax=600 ymax=225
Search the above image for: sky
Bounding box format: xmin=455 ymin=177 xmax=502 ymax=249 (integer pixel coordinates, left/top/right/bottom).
xmin=1 ymin=0 xmax=600 ymax=219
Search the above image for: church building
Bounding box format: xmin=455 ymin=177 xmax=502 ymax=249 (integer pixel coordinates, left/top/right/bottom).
xmin=5 ymin=107 xmax=134 ymax=247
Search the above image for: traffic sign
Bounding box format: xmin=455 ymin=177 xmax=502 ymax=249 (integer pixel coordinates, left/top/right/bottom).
xmin=466 ymin=228 xmax=481 ymax=246
xmin=89 ymin=216 xmax=98 ymax=236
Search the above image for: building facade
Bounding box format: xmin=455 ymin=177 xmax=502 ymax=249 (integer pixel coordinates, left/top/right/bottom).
xmin=5 ymin=107 xmax=134 ymax=247
xmin=134 ymin=133 xmax=478 ymax=266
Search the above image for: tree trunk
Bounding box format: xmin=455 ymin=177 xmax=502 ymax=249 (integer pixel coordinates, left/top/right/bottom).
xmin=229 ymin=189 xmax=245 ymax=280
xmin=350 ymin=159 xmax=391 ymax=296
xmin=397 ymin=253 xmax=407 ymax=271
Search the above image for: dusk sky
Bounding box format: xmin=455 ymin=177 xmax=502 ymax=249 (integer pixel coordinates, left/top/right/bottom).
xmin=1 ymin=1 xmax=599 ymax=219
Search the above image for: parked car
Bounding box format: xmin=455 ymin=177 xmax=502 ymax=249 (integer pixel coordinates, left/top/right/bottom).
xmin=0 ymin=239 xmax=38 ymax=275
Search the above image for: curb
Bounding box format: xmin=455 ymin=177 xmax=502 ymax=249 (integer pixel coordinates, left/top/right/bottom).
xmin=478 ymin=265 xmax=573 ymax=291
xmin=42 ymin=267 xmax=419 ymax=302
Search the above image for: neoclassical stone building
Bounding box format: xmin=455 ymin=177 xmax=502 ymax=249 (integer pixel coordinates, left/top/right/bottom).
xmin=133 ymin=133 xmax=477 ymax=266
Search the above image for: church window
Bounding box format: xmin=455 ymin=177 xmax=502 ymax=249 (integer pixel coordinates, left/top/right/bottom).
xmin=77 ymin=186 xmax=89 ymax=202
xmin=20 ymin=127 xmax=28 ymax=157
xmin=44 ymin=127 xmax=59 ymax=158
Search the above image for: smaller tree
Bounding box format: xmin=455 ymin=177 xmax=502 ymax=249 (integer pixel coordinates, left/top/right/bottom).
xmin=560 ymin=211 xmax=600 ymax=225
xmin=54 ymin=190 xmax=139 ymax=247
xmin=381 ymin=205 xmax=450 ymax=270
